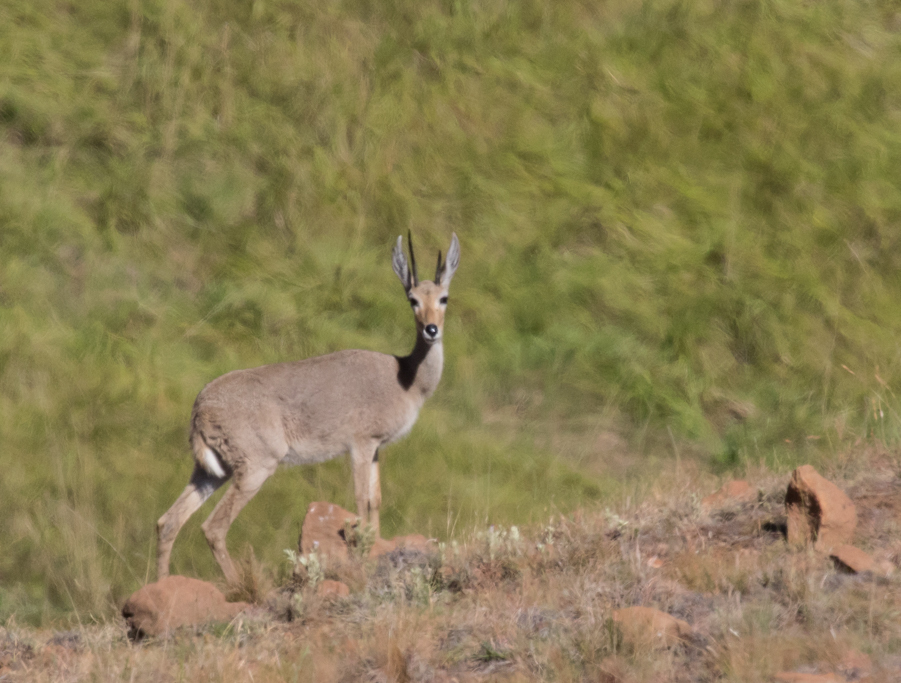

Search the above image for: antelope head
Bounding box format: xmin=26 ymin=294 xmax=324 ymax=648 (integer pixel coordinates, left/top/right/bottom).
xmin=392 ymin=232 xmax=460 ymax=344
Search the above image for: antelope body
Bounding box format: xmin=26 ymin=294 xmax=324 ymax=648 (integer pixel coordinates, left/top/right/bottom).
xmin=157 ymin=233 xmax=460 ymax=584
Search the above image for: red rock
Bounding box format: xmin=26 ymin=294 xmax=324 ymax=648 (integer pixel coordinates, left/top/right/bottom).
xmin=838 ymin=649 xmax=873 ymax=680
xmin=701 ymin=480 xmax=755 ymax=509
xmin=299 ymin=502 xmax=358 ymax=562
xmin=121 ymin=576 xmax=250 ymax=639
xmin=371 ymin=533 xmax=432 ymax=558
xmin=785 ymin=465 xmax=857 ymax=552
xmin=611 ymin=606 xmax=692 ymax=650
xmin=830 ymin=544 xmax=873 ymax=573
xmin=830 ymin=545 xmax=894 ymax=577
xmin=395 ymin=533 xmax=431 ymax=550
xmin=597 ymin=655 xmax=631 ymax=683
xmin=316 ymin=580 xmax=350 ymax=597
xmin=299 ymin=502 xmax=432 ymax=562
xmin=370 ymin=537 xmax=397 ymax=557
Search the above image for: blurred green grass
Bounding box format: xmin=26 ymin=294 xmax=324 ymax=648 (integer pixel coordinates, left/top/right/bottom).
xmin=3 ymin=0 xmax=901 ymax=623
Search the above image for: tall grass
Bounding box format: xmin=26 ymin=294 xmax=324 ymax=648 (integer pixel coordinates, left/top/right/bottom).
xmin=2 ymin=0 xmax=901 ymax=622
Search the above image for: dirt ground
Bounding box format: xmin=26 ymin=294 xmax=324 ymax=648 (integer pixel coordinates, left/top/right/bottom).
xmin=3 ymin=448 xmax=901 ymax=682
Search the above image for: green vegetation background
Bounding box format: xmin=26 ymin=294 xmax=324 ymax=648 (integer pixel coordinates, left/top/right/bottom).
xmin=2 ymin=0 xmax=901 ymax=623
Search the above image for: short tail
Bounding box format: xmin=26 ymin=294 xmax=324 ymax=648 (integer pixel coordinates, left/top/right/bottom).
xmin=191 ymin=426 xmax=229 ymax=480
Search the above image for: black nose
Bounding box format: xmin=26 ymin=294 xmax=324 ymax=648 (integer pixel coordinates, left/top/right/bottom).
xmin=425 ymin=324 xmax=438 ymax=338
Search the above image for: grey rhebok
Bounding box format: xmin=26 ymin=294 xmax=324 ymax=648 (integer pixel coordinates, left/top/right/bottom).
xmin=156 ymin=233 xmax=460 ymax=583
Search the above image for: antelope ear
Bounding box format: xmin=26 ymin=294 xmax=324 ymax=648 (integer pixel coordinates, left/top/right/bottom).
xmin=437 ymin=233 xmax=460 ymax=286
xmin=392 ymin=235 xmax=411 ymax=292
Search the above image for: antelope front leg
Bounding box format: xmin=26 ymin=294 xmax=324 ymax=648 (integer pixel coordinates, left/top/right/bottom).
xmin=369 ymin=448 xmax=381 ymax=536
xmin=351 ymin=442 xmax=381 ymax=538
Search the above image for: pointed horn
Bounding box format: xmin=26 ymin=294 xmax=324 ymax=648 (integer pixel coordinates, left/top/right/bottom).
xmin=407 ymin=230 xmax=419 ymax=286
xmin=435 ymin=249 xmax=443 ymax=283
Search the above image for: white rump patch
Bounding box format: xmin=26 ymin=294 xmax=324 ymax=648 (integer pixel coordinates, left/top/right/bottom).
xmin=199 ymin=446 xmax=227 ymax=478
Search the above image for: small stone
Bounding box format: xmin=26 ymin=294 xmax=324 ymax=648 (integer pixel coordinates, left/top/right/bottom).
xmin=121 ymin=576 xmax=250 ymax=639
xmin=785 ymin=465 xmax=857 ymax=552
xmin=773 ymin=673 xmax=842 ymax=683
xmin=611 ymin=606 xmax=692 ymax=650
xmin=316 ymin=580 xmax=350 ymax=598
xmin=597 ymin=655 xmax=630 ymax=683
xmin=369 ymin=534 xmax=433 ymax=557
xmin=701 ymin=480 xmax=755 ymax=509
xmin=393 ymin=534 xmax=431 ymax=551
xmin=830 ymin=544 xmax=873 ymax=574
xmin=872 ymin=559 xmax=895 ymax=577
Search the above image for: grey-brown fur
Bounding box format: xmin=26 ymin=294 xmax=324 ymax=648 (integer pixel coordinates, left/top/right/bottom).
xmin=157 ymin=234 xmax=460 ymax=584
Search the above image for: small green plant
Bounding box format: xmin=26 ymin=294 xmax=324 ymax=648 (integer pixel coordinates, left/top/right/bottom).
xmin=604 ymin=509 xmax=631 ymax=537
xmin=289 ymin=592 xmax=304 ymax=621
xmin=438 ymin=540 xmax=462 ymax=563
xmin=284 ymin=549 xmax=324 ymax=590
xmin=477 ymin=525 xmax=522 ymax=562
xmin=536 ymin=520 xmax=558 ymax=554
xmin=475 ymin=640 xmax=512 ymax=663
xmin=408 ymin=566 xmax=431 ymax=606
xmin=343 ymin=520 xmax=376 ymax=559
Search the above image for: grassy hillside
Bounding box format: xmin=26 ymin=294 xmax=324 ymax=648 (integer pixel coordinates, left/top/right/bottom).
xmin=2 ymin=0 xmax=901 ymax=622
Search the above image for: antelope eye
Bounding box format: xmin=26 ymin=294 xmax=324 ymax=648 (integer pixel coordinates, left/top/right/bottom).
xmin=408 ymin=298 xmax=419 ymax=307
xmin=439 ymin=296 xmax=448 ymax=305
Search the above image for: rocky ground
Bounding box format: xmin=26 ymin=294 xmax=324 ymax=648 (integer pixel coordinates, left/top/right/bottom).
xmin=2 ymin=449 xmax=901 ymax=682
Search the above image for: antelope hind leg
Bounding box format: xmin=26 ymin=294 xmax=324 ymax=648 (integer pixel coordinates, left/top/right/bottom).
xmin=200 ymin=462 xmax=277 ymax=585
xmin=157 ymin=464 xmax=226 ymax=580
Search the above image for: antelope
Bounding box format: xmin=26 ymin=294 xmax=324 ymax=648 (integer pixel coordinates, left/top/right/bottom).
xmin=156 ymin=233 xmax=460 ymax=584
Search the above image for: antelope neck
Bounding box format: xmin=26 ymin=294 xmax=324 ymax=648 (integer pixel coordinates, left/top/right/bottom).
xmin=396 ymin=333 xmax=444 ymax=397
